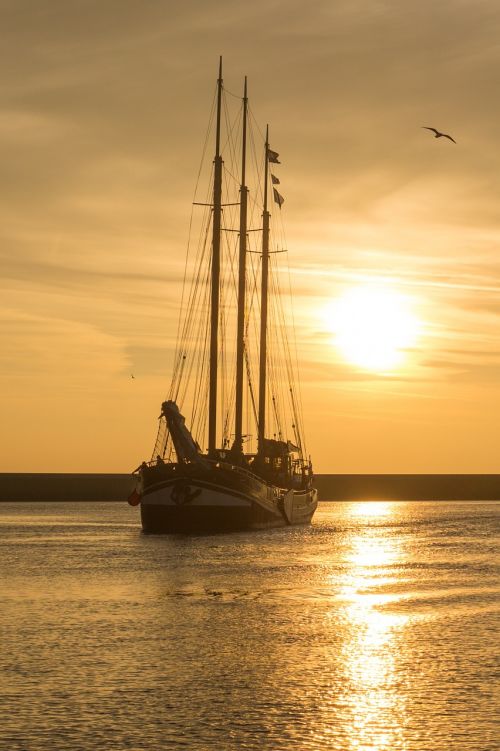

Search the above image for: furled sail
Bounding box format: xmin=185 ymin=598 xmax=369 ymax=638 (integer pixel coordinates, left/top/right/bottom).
xmin=161 ymin=400 xmax=208 ymax=467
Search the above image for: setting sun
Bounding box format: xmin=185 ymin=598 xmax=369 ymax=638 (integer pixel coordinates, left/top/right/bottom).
xmin=325 ymin=284 xmax=421 ymax=372
xmin=1 ymin=6 xmax=499 ymax=751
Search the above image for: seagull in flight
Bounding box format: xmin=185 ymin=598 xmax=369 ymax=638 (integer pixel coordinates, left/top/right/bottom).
xmin=422 ymin=127 xmax=456 ymax=144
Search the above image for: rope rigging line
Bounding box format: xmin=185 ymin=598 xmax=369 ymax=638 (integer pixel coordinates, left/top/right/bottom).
xmin=169 ymin=167 xmax=213 ymax=402
xmin=150 ymin=80 xmax=308 ymax=466
xmin=173 ymin=196 xmax=212 ymax=405
xmin=285 ymin=250 xmax=307 ymax=456
xmin=150 ymin=89 xmax=220 ymax=461
xmin=190 ymin=259 xmax=211 ymax=438
xmin=269 ymin=253 xmax=303 ymax=451
xmin=244 ymin=249 xmax=262 ymax=449
xmin=169 ymin=88 xmax=217 ymax=393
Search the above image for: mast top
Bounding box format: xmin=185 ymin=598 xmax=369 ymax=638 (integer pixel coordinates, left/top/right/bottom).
xmin=215 ymin=57 xmax=223 ymax=160
xmin=263 ymin=124 xmax=269 ymax=214
xmin=241 ymin=76 xmax=248 ymax=188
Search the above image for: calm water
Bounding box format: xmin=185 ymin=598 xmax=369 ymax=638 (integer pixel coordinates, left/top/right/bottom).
xmin=1 ymin=501 xmax=498 ymax=751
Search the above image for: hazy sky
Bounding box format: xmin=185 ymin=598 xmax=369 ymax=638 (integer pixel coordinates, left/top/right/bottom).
xmin=2 ymin=0 xmax=500 ymax=472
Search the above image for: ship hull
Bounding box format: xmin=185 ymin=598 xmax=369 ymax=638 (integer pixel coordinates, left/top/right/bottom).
xmin=139 ymin=464 xmax=317 ymax=534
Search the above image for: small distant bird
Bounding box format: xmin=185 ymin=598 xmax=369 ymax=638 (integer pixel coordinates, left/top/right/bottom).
xmin=131 ymin=374 xmax=135 ymax=379
xmin=422 ymin=126 xmax=456 ymax=144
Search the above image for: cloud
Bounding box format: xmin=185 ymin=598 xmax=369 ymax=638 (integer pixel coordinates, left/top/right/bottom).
xmin=0 ymin=309 xmax=128 ymax=389
xmin=1 ymin=0 xmax=500 ymax=470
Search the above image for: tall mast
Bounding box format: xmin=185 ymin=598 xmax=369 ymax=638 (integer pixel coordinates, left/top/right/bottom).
xmin=208 ymin=57 xmax=223 ymax=456
xmin=234 ymin=77 xmax=248 ymax=457
xmin=258 ymin=126 xmax=270 ymax=454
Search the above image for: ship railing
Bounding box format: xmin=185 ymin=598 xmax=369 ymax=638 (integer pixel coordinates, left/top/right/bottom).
xmin=137 ymin=456 xmax=293 ymax=489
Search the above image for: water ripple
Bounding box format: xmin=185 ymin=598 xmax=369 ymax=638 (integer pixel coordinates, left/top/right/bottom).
xmin=0 ymin=500 xmax=498 ymax=751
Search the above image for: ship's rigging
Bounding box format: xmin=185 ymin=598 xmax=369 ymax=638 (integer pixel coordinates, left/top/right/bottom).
xmin=151 ymin=62 xmax=307 ymax=468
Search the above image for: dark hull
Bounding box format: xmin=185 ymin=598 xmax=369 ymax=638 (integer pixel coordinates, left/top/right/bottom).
xmin=140 ymin=500 xmax=287 ymax=534
xmin=138 ymin=462 xmax=317 ymax=534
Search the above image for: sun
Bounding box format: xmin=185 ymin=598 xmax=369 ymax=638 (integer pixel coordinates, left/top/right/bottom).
xmin=325 ymin=284 xmax=420 ymax=372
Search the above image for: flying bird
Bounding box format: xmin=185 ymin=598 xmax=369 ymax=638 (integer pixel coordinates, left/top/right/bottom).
xmin=131 ymin=374 xmax=135 ymax=379
xmin=422 ymin=127 xmax=456 ymax=144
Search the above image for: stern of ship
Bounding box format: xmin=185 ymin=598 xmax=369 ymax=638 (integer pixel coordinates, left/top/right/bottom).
xmin=138 ymin=460 xmax=289 ymax=533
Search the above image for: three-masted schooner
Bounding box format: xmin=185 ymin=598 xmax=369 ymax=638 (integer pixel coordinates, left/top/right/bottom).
xmin=129 ymin=60 xmax=317 ymax=532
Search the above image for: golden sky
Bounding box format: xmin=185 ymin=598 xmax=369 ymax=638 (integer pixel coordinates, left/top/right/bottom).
xmin=2 ymin=1 xmax=500 ymax=473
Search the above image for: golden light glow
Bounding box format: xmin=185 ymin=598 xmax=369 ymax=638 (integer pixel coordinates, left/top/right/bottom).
xmin=350 ymin=500 xmax=395 ymax=518
xmin=325 ymin=284 xmax=421 ymax=372
xmin=334 ymin=502 xmax=410 ymax=751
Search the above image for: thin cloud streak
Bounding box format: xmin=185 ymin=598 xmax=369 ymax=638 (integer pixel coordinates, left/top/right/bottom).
xmin=291 ymin=265 xmax=500 ymax=296
xmin=1 ymin=0 xmax=500 ymax=471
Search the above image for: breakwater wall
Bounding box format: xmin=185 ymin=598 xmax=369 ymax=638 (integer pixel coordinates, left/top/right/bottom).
xmin=314 ymin=474 xmax=500 ymax=501
xmin=0 ymin=474 xmax=135 ymax=502
xmin=1 ymin=473 xmax=500 ymax=502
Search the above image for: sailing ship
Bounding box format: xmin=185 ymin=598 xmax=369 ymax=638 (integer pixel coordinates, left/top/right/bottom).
xmin=129 ymin=59 xmax=317 ymax=532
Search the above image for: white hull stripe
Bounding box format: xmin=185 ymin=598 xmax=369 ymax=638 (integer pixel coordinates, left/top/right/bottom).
xmin=142 ymin=475 xmax=281 ymax=507
xmin=143 ymin=484 xmax=252 ymax=508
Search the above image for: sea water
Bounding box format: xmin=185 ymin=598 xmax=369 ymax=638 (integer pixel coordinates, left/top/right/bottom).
xmin=0 ymin=501 xmax=498 ymax=751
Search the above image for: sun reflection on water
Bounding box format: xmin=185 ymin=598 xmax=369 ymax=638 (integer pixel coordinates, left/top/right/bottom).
xmin=334 ymin=502 xmax=410 ymax=751
xmin=349 ymin=500 xmax=395 ymax=518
